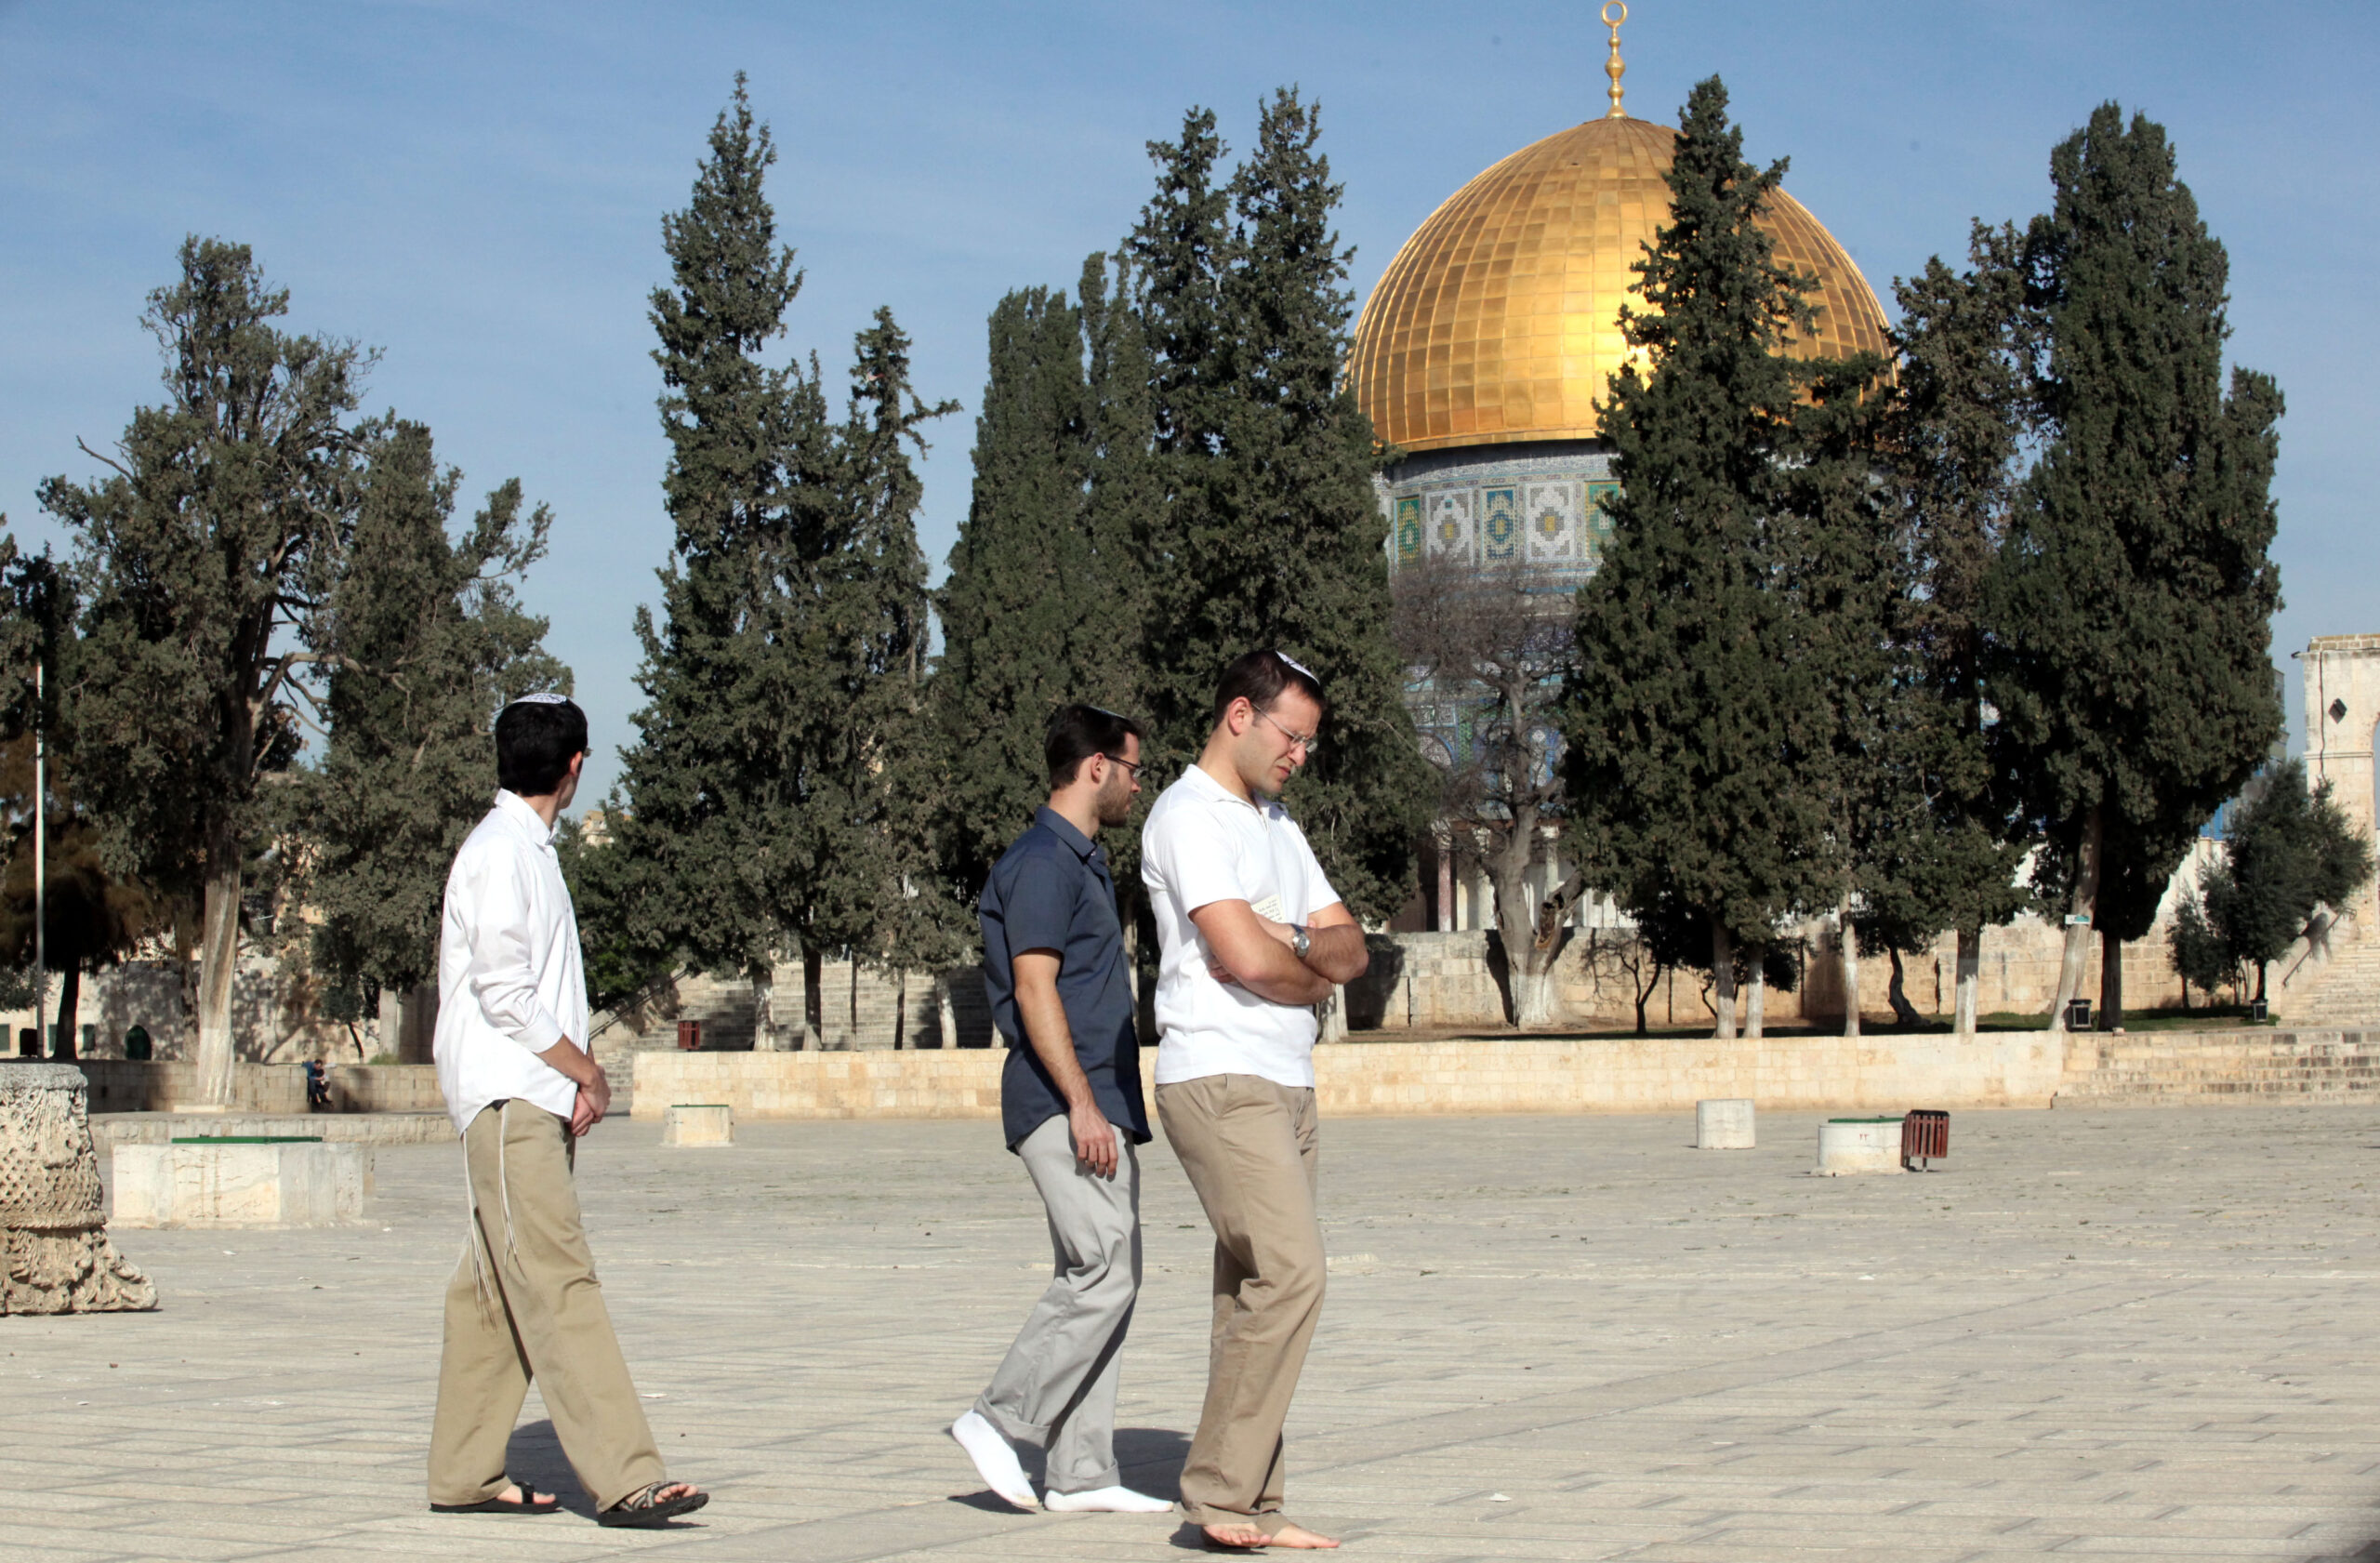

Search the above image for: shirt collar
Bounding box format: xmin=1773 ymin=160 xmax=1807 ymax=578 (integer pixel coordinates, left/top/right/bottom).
xmin=1182 ymin=761 xmax=1262 ymax=814
xmin=1034 ymin=805 xmax=1101 ymax=863
xmin=495 ymin=789 xmax=559 ymax=846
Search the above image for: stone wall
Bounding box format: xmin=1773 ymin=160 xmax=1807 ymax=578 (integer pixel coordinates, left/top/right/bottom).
xmin=69 ymin=1061 xmax=443 ymax=1116
xmin=596 ymin=961 xmax=993 ymax=1057
xmin=2 ymin=956 xmax=362 ymax=1066
xmin=634 ymin=1029 xmax=2065 ymax=1119
xmin=74 ymin=1061 xmax=309 ymax=1115
xmin=633 ymin=1026 xmax=2380 ymax=1122
xmin=1346 ymin=912 xmax=2201 ymax=1033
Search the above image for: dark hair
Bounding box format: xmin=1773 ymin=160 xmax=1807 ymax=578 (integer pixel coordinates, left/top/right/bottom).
xmin=496 ymin=696 xmax=589 ymax=797
xmin=1045 ymin=704 xmax=1145 ymax=789
xmin=1210 ymin=649 xmax=1327 ymax=728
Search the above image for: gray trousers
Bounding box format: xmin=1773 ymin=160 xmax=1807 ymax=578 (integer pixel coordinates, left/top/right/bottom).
xmin=974 ymin=1112 xmax=1144 ymax=1493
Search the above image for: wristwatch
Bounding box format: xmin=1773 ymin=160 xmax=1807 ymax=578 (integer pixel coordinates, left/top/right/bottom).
xmin=1290 ymin=924 xmax=1312 ymax=960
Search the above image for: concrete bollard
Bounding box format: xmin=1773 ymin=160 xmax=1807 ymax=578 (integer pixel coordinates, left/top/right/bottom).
xmin=662 ymin=1104 xmax=734 ymax=1146
xmin=1814 ymin=1118 xmax=1906 ymax=1176
xmin=1695 ymin=1098 xmax=1755 ymax=1149
xmin=112 ymin=1138 xmax=368 ymax=1227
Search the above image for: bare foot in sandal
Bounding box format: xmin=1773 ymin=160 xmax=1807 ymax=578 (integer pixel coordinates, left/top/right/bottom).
xmin=429 ymin=1478 xmax=561 ymax=1515
xmin=597 ymin=1479 xmax=709 ymax=1528
xmin=1203 ymin=1519 xmax=1340 ymax=1549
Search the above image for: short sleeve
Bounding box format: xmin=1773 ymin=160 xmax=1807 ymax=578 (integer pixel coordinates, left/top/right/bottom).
xmin=1145 ymin=803 xmax=1249 ymax=916
xmin=992 ymin=850 xmax=1076 ymax=956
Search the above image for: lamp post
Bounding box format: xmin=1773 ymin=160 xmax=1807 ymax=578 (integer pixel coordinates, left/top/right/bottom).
xmin=33 ymin=657 xmax=46 ymax=1056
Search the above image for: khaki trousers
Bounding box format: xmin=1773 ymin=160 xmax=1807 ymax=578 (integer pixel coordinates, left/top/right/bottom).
xmin=428 ymin=1102 xmax=666 ymax=1511
xmin=1155 ymin=1074 xmax=1324 ymax=1528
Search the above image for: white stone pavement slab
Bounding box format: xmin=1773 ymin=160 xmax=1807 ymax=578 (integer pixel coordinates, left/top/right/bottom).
xmin=4 ymin=1105 xmax=2380 ymax=1560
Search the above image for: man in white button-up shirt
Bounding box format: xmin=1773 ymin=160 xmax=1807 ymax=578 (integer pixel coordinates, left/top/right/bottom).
xmin=426 ymin=696 xmax=707 ymax=1530
xmin=1142 ymin=651 xmax=1369 ymax=1552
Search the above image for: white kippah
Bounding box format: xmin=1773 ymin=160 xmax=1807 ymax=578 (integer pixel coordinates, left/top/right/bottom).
xmin=1275 ymin=651 xmax=1320 ymax=684
xmin=506 ymin=692 xmax=572 ymax=709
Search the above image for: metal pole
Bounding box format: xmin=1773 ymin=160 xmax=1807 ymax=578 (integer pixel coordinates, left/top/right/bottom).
xmin=33 ymin=658 xmax=46 ymax=1056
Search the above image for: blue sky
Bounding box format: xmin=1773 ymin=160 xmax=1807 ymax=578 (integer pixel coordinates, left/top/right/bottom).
xmin=3 ymin=0 xmax=2372 ymax=803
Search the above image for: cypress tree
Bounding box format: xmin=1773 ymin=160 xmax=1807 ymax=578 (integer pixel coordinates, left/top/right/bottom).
xmin=1078 ymin=251 xmax=1160 ymax=682
xmin=1990 ymin=103 xmax=2284 ymax=1032
xmin=934 ymin=284 xmax=1095 ymax=892
xmin=1560 ymin=78 xmax=1833 ymax=1040
xmin=610 ymin=77 xmax=835 ymax=1048
xmin=1779 ymin=352 xmax=1898 ymax=1037
xmin=1130 ymin=106 xmax=1230 ymax=762
xmin=303 ymin=420 xmax=568 ymax=1043
xmin=1853 ymin=232 xmax=2035 ymax=1034
xmin=1132 ymin=110 xmax=1230 ymax=496
xmin=795 ymin=309 xmax=959 ymax=1041
xmin=1132 ymin=90 xmax=1430 ymax=922
xmin=935 ymin=253 xmax=1156 ymax=903
xmin=39 ymin=238 xmax=365 ymax=1101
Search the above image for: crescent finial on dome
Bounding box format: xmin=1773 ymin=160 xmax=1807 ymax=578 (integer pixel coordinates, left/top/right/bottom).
xmin=1602 ymin=1 xmax=1629 ymax=119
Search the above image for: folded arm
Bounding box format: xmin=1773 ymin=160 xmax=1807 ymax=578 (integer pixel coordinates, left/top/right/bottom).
xmin=1192 ymin=899 xmax=1336 ymax=1005
xmin=1298 ymin=902 xmax=1369 ymax=985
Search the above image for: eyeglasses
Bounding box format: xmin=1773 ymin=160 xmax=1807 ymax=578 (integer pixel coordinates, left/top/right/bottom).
xmin=1255 ymin=707 xmax=1322 ymax=755
xmin=1101 ymin=753 xmax=1144 ymax=778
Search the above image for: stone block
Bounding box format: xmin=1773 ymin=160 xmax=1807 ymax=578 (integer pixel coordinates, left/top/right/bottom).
xmin=2 ymin=1062 xmax=154 ymax=1313
xmin=111 ymin=1140 xmax=367 ymax=1227
xmin=1696 ymin=1098 xmax=1755 ymax=1149
xmin=661 ymin=1104 xmax=734 ymax=1146
xmin=1814 ymin=1118 xmax=1906 ymax=1176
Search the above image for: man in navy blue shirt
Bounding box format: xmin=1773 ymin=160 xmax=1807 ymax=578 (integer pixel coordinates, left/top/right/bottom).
xmin=949 ymin=705 xmax=1167 ymax=1517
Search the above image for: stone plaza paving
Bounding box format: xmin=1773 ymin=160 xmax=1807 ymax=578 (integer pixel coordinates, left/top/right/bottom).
xmin=7 ymin=1104 xmax=2380 ymax=1561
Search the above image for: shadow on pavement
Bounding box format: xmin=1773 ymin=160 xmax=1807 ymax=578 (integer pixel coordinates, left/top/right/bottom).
xmin=503 ymin=1420 xmax=588 ymax=1517
xmin=1116 ymin=1425 xmax=1192 ymax=1503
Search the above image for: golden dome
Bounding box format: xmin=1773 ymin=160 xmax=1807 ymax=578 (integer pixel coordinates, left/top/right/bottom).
xmin=1349 ymin=113 xmax=1891 ymax=455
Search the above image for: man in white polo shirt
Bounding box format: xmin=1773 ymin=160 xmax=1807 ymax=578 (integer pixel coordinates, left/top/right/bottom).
xmin=1141 ymin=650 xmax=1370 ymax=1551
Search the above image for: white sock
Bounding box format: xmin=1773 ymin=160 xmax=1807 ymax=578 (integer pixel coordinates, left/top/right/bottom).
xmin=950 ymin=1411 xmax=1038 ymax=1511
xmin=1044 ymin=1485 xmax=1174 ymax=1514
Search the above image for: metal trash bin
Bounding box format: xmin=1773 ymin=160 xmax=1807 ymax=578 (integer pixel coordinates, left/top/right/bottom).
xmin=2064 ymin=998 xmax=2094 ymax=1031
